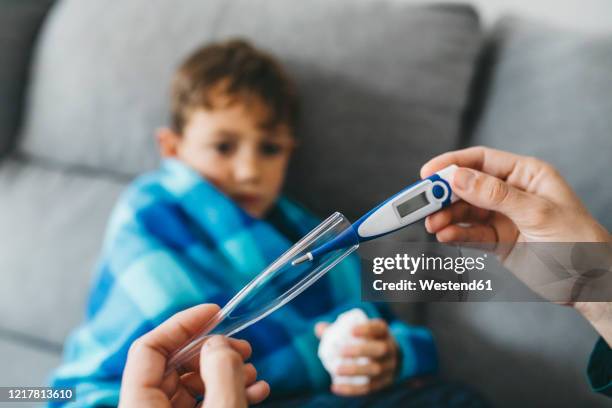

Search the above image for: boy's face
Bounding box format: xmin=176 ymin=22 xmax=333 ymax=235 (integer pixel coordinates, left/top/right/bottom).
xmin=158 ymin=94 xmax=295 ymax=219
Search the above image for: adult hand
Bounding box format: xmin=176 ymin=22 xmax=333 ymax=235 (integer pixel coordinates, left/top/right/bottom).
xmin=421 ymin=146 xmax=612 ymax=344
xmin=119 ymin=304 xmax=270 ymax=408
xmin=315 ymin=319 xmax=398 ymax=396
xmin=421 ymin=146 xmax=609 ymax=251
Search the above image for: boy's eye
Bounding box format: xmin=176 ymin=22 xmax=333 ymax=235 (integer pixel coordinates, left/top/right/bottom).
xmin=260 ymin=142 xmax=283 ymax=156
xmin=214 ymin=142 xmax=235 ymax=155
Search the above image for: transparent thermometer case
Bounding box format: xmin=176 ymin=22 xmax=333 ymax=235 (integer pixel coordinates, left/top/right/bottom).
xmin=165 ymin=212 xmax=359 ymax=375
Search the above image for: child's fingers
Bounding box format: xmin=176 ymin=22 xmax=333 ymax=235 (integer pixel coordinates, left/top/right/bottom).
xmin=314 ymin=322 xmax=330 ymax=338
xmin=343 ymin=339 xmax=390 ymax=358
xmin=331 ymin=373 xmax=393 ymax=396
xmin=331 ymin=382 xmax=368 ymax=397
xmin=336 ymin=353 xmax=396 ymax=377
xmin=352 ymin=319 xmax=389 ymax=339
xmin=336 ymin=361 xmax=381 ymax=377
xmin=368 ymin=373 xmax=394 ymax=393
xmin=337 ymin=360 xmax=382 ymax=377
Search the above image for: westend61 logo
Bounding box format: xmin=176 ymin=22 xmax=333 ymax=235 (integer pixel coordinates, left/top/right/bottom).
xmin=372 ymin=253 xmax=487 ymax=275
xmin=362 ymin=242 xmax=612 ymax=302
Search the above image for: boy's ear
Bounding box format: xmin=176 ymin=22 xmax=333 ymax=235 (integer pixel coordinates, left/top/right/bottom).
xmin=156 ymin=127 xmax=181 ymax=158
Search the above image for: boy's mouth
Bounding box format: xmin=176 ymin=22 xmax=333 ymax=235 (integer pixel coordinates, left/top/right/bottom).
xmin=233 ymin=193 xmax=263 ymax=206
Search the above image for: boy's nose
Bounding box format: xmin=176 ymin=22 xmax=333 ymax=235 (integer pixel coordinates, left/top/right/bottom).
xmin=233 ymin=154 xmax=261 ymax=183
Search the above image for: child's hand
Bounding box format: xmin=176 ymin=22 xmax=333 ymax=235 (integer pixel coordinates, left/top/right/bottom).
xmin=316 ymin=319 xmax=399 ymax=396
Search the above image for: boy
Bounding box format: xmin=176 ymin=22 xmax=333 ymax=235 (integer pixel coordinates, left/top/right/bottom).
xmin=50 ymin=39 xmax=437 ymax=406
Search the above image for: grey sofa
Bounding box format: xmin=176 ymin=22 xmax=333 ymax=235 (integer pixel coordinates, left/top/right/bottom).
xmin=1 ymin=1 xmax=611 ymax=406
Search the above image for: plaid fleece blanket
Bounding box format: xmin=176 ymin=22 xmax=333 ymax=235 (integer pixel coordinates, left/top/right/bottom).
xmin=49 ymin=159 xmax=437 ymax=407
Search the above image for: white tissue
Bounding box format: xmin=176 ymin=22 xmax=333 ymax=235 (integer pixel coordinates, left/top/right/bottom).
xmin=318 ymin=308 xmax=371 ymax=386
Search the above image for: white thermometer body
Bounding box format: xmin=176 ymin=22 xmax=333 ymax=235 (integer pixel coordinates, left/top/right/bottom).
xmin=292 ymin=165 xmax=459 ymax=265
xmin=355 ymin=164 xmax=458 ymax=240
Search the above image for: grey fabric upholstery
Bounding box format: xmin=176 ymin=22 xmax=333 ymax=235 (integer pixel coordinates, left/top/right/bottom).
xmin=429 ymin=302 xmax=607 ymax=406
xmin=19 ymin=0 xmax=226 ymax=176
xmin=430 ymin=17 xmax=612 ymax=407
xmin=0 ymin=336 xmax=61 ymax=387
xmin=471 ymin=17 xmax=612 ymax=229
xmin=0 ymin=0 xmax=54 ymax=157
xmin=0 ymin=158 xmax=124 ymax=344
xmin=19 ymin=0 xmax=481 ymax=229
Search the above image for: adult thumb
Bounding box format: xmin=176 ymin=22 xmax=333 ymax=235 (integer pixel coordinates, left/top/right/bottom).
xmin=200 ymin=336 xmax=247 ymax=408
xmin=451 ymin=167 xmax=542 ymax=227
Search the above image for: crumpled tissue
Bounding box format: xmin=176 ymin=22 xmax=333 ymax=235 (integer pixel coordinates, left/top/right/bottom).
xmin=318 ymin=308 xmax=371 ymax=386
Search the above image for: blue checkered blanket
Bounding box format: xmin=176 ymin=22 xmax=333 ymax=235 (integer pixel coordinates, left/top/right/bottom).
xmin=49 ymin=159 xmax=437 ymax=406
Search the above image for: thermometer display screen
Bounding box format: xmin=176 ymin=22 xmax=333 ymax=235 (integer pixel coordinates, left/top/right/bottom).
xmin=396 ymin=192 xmax=429 ymax=218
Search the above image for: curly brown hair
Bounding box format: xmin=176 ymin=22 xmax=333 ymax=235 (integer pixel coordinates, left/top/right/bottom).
xmin=170 ymin=39 xmax=299 ymax=134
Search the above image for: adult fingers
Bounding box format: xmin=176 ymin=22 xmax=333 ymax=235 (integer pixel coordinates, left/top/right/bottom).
xmin=245 ymin=380 xmax=271 ymax=405
xmin=159 ymin=369 xmax=179 ymax=398
xmin=179 ymin=337 xmax=252 ymax=373
xmin=177 ymin=372 xmax=204 ymax=397
xmin=450 ymin=167 xmax=554 ymax=234
xmin=142 ymin=304 xmax=220 ymax=357
xmin=182 ymin=362 xmax=257 ymax=400
xmin=423 ymin=147 xmax=583 ymax=214
xmin=435 ymin=224 xmax=499 ymax=244
xmin=199 ymin=336 xmax=247 ymax=407
xmin=225 ymin=338 xmax=252 ymax=361
xmin=122 ymin=304 xmax=220 ymax=393
xmin=425 ymin=201 xmax=492 ymax=234
xmin=169 ymin=384 xmax=197 ymax=408
xmin=420 ymin=146 xmax=539 ymax=187
xmin=242 ymin=363 xmax=258 ymax=386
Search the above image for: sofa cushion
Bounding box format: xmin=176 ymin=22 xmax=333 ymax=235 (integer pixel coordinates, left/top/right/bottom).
xmin=0 ymin=0 xmax=54 ymax=157
xmin=470 ymin=17 xmax=612 ymax=230
xmin=0 ymin=158 xmax=125 ymax=344
xmin=19 ymin=0 xmax=481 ymax=227
xmin=0 ymin=336 xmax=62 ymax=386
xmin=429 ymin=302 xmax=608 ymax=407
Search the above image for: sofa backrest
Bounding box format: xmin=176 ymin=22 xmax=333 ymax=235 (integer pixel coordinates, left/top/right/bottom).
xmin=470 ymin=17 xmax=612 ymax=230
xmin=0 ymin=0 xmax=54 ymax=158
xmin=19 ymin=0 xmax=481 ymax=228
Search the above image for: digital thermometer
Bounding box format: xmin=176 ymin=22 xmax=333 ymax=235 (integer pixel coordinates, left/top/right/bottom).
xmin=291 ymin=165 xmax=459 ymax=265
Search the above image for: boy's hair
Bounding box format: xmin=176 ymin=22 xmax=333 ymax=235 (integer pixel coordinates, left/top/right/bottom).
xmin=171 ymin=39 xmax=299 ymax=134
